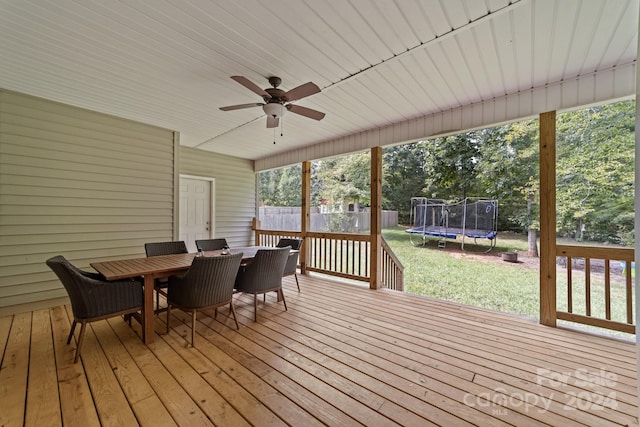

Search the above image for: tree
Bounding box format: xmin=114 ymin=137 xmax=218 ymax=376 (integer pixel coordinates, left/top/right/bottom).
xmin=317 ymin=152 xmax=370 ymax=210
xmin=258 ymin=168 xmax=282 ymax=206
xmin=275 ymin=164 xmax=301 ymax=206
xmin=555 ymin=101 xmax=635 ymax=244
xmin=476 ymin=121 xmax=540 ymax=255
xmin=422 ymin=133 xmax=483 ymax=200
xmin=259 ymin=164 xmax=303 ymax=207
xmin=383 ymin=142 xmax=430 ymax=224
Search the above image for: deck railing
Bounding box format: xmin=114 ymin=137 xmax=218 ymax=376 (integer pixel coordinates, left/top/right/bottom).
xmin=556 ymin=245 xmax=635 ymax=334
xmin=254 ymin=228 xmax=403 ymax=291
xmin=254 ymin=229 xmax=303 ymax=247
xmin=306 ymin=232 xmax=371 ymax=282
xmin=381 ymin=237 xmax=403 ymax=291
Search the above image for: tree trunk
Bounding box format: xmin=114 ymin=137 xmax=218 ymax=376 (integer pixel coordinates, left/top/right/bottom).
xmin=528 ymin=228 xmax=539 ymax=257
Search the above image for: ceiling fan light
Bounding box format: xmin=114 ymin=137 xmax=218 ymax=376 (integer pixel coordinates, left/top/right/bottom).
xmin=263 ymin=103 xmax=285 ymax=118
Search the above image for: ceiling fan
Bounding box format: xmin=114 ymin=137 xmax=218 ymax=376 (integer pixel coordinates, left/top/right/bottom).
xmin=220 ymin=76 xmax=326 ymax=128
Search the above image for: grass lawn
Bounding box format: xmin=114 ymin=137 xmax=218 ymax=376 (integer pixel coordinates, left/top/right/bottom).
xmin=382 ymin=226 xmax=635 ymax=339
xmin=382 ymin=226 xmax=540 ymax=319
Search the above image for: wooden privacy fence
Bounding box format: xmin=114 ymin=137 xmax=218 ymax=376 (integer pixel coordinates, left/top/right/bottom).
xmin=258 ymin=207 xmax=399 ymax=231
xmin=556 ymin=245 xmax=635 ymax=334
xmin=254 ymin=228 xmax=403 ymax=291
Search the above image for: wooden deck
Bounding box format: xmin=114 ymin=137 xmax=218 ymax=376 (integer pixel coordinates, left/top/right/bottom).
xmin=1 ymin=274 xmax=638 ymax=426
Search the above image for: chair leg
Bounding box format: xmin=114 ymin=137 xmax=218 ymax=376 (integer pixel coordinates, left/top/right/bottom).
xmin=191 ymin=310 xmax=197 ymax=347
xmin=74 ymin=321 xmax=87 ymax=364
xmin=214 ymin=307 xmax=218 ymax=319
xmin=254 ymin=293 xmax=258 ymax=322
xmin=156 ymin=289 xmax=160 ymax=315
xmin=67 ymin=320 xmax=77 ymax=344
xmin=294 ymin=273 xmax=300 ymax=292
xmin=166 ymin=303 xmax=171 ymax=334
xmin=279 ymin=288 xmax=287 ymax=311
xmin=229 ymin=302 xmax=240 ymax=330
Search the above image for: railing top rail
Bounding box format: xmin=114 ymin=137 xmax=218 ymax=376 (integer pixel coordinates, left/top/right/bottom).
xmin=381 ymin=237 xmax=404 ymax=272
xmin=255 ymin=229 xmax=371 ymax=241
xmin=557 ymin=244 xmax=634 ymax=261
xmin=254 ymin=229 xmax=303 ymax=236
xmin=305 ymin=231 xmax=371 ymax=241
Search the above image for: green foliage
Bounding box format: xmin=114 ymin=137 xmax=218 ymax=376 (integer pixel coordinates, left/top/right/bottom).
xmin=422 ymin=133 xmax=483 ymax=199
xmin=259 ymin=164 xmax=302 ymax=207
xmin=383 ymin=142 xmax=430 ymax=223
xmin=555 ymin=101 xmax=635 ymax=243
xmin=315 ymin=152 xmax=371 ymax=209
xmin=477 ymin=120 xmax=540 ymax=232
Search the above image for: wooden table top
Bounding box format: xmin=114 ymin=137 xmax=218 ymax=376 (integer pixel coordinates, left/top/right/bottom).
xmin=91 ymin=252 xmax=196 ymax=280
xmin=91 ymin=246 xmax=280 ymax=280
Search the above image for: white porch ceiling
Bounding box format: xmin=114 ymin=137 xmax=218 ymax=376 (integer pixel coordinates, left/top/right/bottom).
xmin=0 ymin=0 xmax=637 ymax=166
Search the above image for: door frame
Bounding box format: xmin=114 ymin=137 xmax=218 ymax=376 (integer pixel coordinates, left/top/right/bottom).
xmin=179 ymin=174 xmax=216 ymax=240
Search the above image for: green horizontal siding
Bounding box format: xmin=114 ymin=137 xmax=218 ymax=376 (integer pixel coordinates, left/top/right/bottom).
xmin=0 ymin=90 xmax=176 ymax=310
xmin=179 ymin=146 xmax=256 ymax=247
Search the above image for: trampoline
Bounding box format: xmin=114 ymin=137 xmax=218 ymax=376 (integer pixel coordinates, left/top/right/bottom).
xmin=406 ymin=197 xmax=498 ymax=251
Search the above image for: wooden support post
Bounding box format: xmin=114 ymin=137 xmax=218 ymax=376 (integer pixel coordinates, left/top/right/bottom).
xmin=301 ymin=161 xmax=311 ymax=275
xmin=370 ymin=147 xmax=382 ymax=290
xmin=540 ymin=111 xmax=557 ymax=327
xmin=252 ymin=217 xmax=260 ymax=246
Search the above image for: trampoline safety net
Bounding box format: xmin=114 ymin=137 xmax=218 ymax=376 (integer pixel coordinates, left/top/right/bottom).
xmin=406 ymin=197 xmax=498 ymax=251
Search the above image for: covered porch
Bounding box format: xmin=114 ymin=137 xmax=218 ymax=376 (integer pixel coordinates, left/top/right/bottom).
xmin=2 ymin=274 xmax=636 ymax=426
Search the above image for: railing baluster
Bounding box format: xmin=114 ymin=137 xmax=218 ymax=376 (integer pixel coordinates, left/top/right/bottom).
xmin=357 ymin=241 xmax=362 ymax=276
xmin=344 ymin=240 xmax=353 ymax=274
xmin=585 ymin=258 xmax=591 ymax=317
xmin=626 ymin=265 xmax=633 ymax=324
xmin=365 ymin=240 xmax=369 ymax=275
xmin=605 ymin=259 xmax=611 ymax=320
xmin=567 ymin=256 xmax=572 ymax=313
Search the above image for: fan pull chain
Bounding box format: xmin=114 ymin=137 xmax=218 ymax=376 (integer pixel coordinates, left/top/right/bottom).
xmin=273 ymin=125 xmax=276 ymax=144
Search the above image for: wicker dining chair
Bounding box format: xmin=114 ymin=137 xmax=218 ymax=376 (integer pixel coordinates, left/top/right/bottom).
xmin=46 ymin=255 xmax=143 ymax=363
xmin=276 ymin=238 xmax=303 ymax=291
xmin=166 ymin=252 xmax=243 ymax=347
xmin=195 ymin=238 xmax=228 ymax=251
xmin=144 ymin=241 xmax=189 ymax=312
xmin=234 ymin=247 xmax=290 ymax=322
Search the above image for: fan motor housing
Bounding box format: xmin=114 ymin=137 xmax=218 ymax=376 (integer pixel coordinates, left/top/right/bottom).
xmin=264 ymin=87 xmax=286 ymax=103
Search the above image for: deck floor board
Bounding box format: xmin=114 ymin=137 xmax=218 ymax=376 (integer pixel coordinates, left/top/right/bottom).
xmin=1 ymin=274 xmax=637 ymax=427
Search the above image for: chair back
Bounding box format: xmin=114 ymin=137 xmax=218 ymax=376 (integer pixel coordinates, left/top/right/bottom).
xmin=195 ymin=238 xmax=228 ymax=251
xmin=46 ymin=255 xmax=143 ymax=319
xmin=276 ymin=238 xmax=302 ymax=250
xmin=234 ymin=247 xmax=290 ymax=293
xmin=276 ymin=238 xmax=302 ymax=276
xmin=168 ymin=253 xmax=243 ymax=308
xmin=46 ymin=255 xmax=88 ymax=318
xmin=145 ymin=241 xmax=188 ymax=257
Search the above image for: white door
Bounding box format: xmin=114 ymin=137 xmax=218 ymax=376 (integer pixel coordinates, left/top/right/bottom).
xmin=179 ymin=177 xmax=213 ymax=252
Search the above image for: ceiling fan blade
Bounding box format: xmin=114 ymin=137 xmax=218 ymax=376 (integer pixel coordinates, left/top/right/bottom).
xmin=266 ymin=116 xmax=280 ymax=128
xmin=283 ymin=82 xmax=320 ymax=102
xmin=219 ymin=102 xmax=263 ymax=111
xmin=230 ymin=76 xmax=271 ymax=98
xmin=286 ymin=104 xmax=326 ymax=121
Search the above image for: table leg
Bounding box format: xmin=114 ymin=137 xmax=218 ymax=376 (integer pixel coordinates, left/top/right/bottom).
xmin=143 ymin=275 xmax=155 ymax=344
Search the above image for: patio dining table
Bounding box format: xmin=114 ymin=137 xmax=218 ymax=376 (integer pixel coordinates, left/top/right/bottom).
xmin=91 ymin=246 xmax=273 ymax=344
